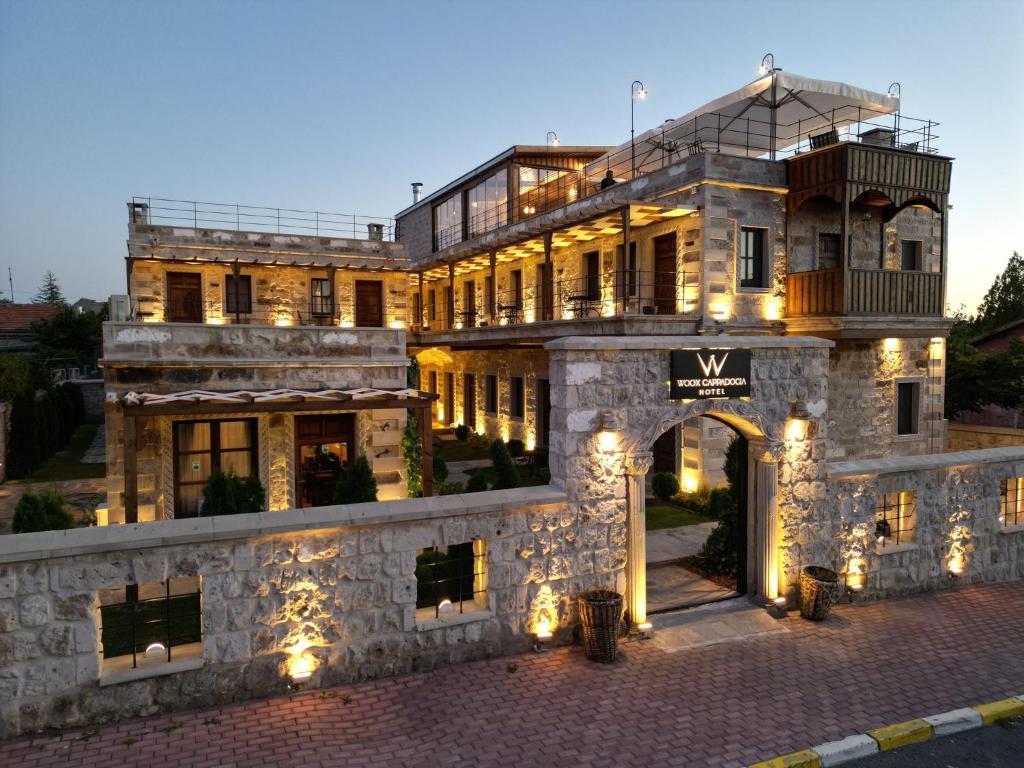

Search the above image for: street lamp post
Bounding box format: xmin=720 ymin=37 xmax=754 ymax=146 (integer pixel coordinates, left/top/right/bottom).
xmin=630 ymin=80 xmax=647 ymax=178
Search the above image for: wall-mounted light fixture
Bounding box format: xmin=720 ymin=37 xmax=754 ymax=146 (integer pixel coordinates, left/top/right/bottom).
xmin=875 ymin=518 xmax=892 ymax=548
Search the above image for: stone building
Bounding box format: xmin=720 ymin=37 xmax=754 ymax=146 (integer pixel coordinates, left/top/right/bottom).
xmin=3 ymin=70 xmax=1023 ymax=738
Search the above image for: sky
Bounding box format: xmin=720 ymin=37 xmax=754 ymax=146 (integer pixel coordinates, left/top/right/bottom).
xmin=0 ymin=0 xmax=1021 ymax=313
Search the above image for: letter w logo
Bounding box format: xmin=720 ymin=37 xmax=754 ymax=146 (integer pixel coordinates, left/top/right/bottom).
xmin=696 ymin=352 xmax=729 ymax=377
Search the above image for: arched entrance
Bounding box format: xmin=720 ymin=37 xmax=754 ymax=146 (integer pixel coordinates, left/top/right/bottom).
xmin=623 ymin=399 xmax=784 ymax=629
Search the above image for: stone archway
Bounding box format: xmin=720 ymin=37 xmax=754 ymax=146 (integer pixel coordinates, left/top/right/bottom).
xmin=621 ymin=399 xmax=784 ymax=629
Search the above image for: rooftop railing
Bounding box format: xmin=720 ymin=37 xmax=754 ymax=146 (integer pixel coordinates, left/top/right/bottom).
xmin=431 ymin=104 xmax=941 ymax=252
xmin=130 ymin=197 xmax=397 ymax=241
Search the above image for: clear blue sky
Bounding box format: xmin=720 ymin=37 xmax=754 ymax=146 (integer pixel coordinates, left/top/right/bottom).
xmin=1 ymin=0 xmax=1021 ymax=312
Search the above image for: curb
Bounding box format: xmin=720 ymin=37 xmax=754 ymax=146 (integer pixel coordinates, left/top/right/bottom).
xmin=749 ymin=693 xmax=1024 ymax=767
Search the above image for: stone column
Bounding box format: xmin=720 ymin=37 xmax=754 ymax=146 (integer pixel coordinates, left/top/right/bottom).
xmin=624 ymin=451 xmax=653 ymax=628
xmin=752 ymin=442 xmax=782 ymax=600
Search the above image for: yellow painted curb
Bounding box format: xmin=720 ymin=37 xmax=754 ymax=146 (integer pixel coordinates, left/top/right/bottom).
xmin=866 ymin=718 xmax=933 ymax=750
xmin=748 ymin=749 xmax=821 ymax=768
xmin=973 ymin=697 xmax=1024 ymax=725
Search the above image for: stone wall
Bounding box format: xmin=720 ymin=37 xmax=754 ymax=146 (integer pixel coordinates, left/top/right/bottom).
xmin=396 ymin=204 xmax=433 ymax=267
xmin=948 ymin=424 xmax=1024 ymax=451
xmin=828 ymin=447 xmax=1024 ymax=598
xmin=102 ymin=323 xmax=410 ymax=521
xmin=0 ymin=486 xmax=630 ymax=737
xmin=826 ymin=337 xmax=946 ymax=461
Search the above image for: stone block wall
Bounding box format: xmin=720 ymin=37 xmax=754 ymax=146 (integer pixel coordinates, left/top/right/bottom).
xmin=828 ymin=448 xmax=1024 ymax=598
xmin=948 ymin=424 xmax=1024 ymax=451
xmin=0 ymin=486 xmax=632 ymax=737
xmin=826 ymin=337 xmax=946 ymax=461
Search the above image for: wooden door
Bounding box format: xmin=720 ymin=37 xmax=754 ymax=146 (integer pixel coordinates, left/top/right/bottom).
xmin=653 ymin=233 xmax=677 ymax=315
xmin=166 ymin=272 xmax=203 ymax=323
xmin=463 ymin=374 xmax=476 ymax=429
xmin=652 ymin=425 xmax=678 ymax=473
xmin=355 ymin=280 xmax=384 ymax=327
xmin=295 ymin=414 xmax=355 ymax=508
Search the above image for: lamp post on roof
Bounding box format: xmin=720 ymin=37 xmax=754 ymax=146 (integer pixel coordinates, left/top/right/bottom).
xmin=758 ymin=53 xmax=775 ymax=76
xmin=546 ymin=131 xmax=560 ymax=147
xmin=758 ymin=54 xmax=780 ymax=159
xmin=630 ymin=80 xmax=647 ymax=178
xmin=888 ymin=83 xmax=901 ymax=142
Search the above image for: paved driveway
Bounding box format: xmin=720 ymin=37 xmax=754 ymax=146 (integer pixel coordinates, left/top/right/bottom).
xmin=2 ymin=582 xmax=1023 ymax=768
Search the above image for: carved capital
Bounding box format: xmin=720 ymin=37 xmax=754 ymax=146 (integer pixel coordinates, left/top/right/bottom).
xmin=751 ymin=439 xmax=786 ymax=463
xmin=623 ymin=451 xmax=654 ymax=476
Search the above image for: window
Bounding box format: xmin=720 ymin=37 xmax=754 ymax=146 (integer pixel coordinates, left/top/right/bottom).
xmin=98 ymin=577 xmax=202 ymax=675
xmin=518 ymin=166 xmax=564 ymax=194
xmin=901 ymin=240 xmax=923 ymax=271
xmin=467 ymin=169 xmax=508 ymax=236
xmin=818 ymin=233 xmax=840 ymax=270
xmin=510 ymin=376 xmax=525 ymax=420
xmin=174 ymin=419 xmax=257 ymax=518
xmin=412 ymin=292 xmax=422 ymax=326
xmin=876 ymin=491 xmax=916 ymax=546
xmin=310 ymin=278 xmax=333 ymax=317
xmin=224 ymin=274 xmax=252 ymax=315
xmin=484 ymin=275 xmax=494 ymax=319
xmin=739 ymin=227 xmax=767 ymax=288
xmin=428 ymin=289 xmax=437 ymax=322
xmin=415 ymin=541 xmax=487 ymax=621
xmin=583 ymin=251 xmax=601 ymax=301
xmin=433 ymin=195 xmax=463 ymax=251
xmin=485 ymin=374 xmax=498 ymax=414
xmin=462 ymin=279 xmax=477 ymax=326
xmin=1001 ymin=477 xmax=1024 ymax=527
xmin=896 ymin=381 xmax=920 ymax=436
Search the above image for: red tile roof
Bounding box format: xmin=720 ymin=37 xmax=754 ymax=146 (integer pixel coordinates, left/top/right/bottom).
xmin=0 ymin=303 xmax=60 ymax=332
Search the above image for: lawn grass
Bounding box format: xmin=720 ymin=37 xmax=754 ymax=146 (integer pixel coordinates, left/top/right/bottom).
xmin=436 ymin=437 xmax=493 ymax=462
xmin=466 ymin=464 xmax=550 ymax=489
xmin=24 ymin=423 xmax=106 ymax=483
xmin=646 ymin=499 xmax=716 ymax=531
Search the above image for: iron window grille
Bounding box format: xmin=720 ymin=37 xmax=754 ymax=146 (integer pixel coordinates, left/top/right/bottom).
xmin=876 ymin=491 xmax=916 ymax=546
xmin=1001 ymin=477 xmax=1023 ymax=527
xmin=98 ymin=577 xmax=202 ymax=669
xmin=415 ymin=541 xmax=487 ymax=619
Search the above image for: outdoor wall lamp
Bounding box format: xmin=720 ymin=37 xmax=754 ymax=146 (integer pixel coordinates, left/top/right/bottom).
xmin=875 ymin=518 xmax=892 ymax=548
xmin=546 ymin=131 xmax=559 ymax=147
xmin=758 ymin=53 xmax=775 ymax=75
xmin=948 ymin=554 xmax=964 ymax=579
xmin=532 ymin=617 xmax=553 ymax=652
xmin=767 ymin=596 xmax=787 ymax=619
xmin=845 ymin=574 xmax=864 ymax=602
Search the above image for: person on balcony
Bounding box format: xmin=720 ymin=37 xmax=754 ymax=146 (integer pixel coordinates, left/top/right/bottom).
xmin=600 ymin=170 xmax=617 ymax=189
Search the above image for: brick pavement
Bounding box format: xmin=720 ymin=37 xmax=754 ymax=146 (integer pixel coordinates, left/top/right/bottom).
xmin=2 ymin=582 xmax=1023 ymax=768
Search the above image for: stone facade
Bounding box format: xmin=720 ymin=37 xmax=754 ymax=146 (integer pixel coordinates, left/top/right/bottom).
xmin=102 ymin=323 xmax=410 ymax=522
xmin=948 ymin=424 xmax=1024 ymax=451
xmin=0 ymin=487 xmax=604 ymax=737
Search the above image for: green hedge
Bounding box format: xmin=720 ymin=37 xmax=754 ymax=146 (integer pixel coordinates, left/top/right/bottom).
xmin=6 ymin=382 xmax=86 ymax=480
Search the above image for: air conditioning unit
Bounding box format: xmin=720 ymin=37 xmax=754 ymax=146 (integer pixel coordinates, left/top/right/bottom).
xmin=108 ymin=294 xmax=132 ymax=321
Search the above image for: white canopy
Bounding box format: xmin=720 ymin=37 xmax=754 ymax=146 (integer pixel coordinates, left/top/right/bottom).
xmin=586 ymin=72 xmax=900 ymax=180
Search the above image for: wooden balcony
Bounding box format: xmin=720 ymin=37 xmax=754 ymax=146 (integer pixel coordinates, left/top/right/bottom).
xmin=787 ymin=268 xmax=943 ymax=318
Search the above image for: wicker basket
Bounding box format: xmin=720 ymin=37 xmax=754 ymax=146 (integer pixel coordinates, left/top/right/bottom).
xmin=578 ymin=589 xmax=623 ymax=663
xmin=799 ymin=566 xmax=840 ymax=621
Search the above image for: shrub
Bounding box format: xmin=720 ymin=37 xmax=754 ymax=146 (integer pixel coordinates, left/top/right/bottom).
xmin=709 ymin=487 xmax=735 ymax=520
xmin=332 ymin=455 xmax=378 ymax=505
xmin=454 ymin=424 xmax=471 ymax=441
xmin=507 ymin=439 xmax=525 ymax=458
xmin=531 ymin=446 xmax=549 ymax=470
xmin=651 ymin=472 xmax=680 ymax=502
xmin=13 ymin=490 xmax=75 ymax=533
xmin=402 ymin=411 xmax=423 ymax=497
xmin=674 ymin=487 xmax=710 ymax=517
xmin=701 ymin=492 xmax=740 ymax=577
xmin=437 ymin=481 xmax=465 ymax=496
xmin=490 ymin=439 xmax=519 ymax=490
xmin=432 ymin=456 xmax=449 ymax=483
xmin=201 ymin=471 xmax=266 ymax=516
xmin=465 ymin=473 xmax=489 ymax=493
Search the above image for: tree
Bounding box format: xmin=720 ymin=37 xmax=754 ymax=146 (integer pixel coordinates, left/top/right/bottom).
xmin=33 ymin=271 xmax=65 ymax=305
xmin=200 ymin=471 xmax=266 ymax=516
xmin=30 ymin=306 xmax=104 ymax=367
xmin=12 ymin=491 xmax=75 ymax=533
xmin=489 ymin=439 xmax=519 ymax=490
xmin=972 ymin=252 xmax=1024 ymax=335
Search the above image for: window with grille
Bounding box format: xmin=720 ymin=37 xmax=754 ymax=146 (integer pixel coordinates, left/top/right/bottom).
xmin=415 ymin=541 xmax=487 ymax=621
xmin=739 ymin=227 xmax=767 ymax=288
xmin=98 ymin=577 xmax=202 ymax=674
xmin=1001 ymin=477 xmax=1024 ymax=527
xmin=818 ymin=233 xmax=839 ymax=270
xmin=876 ymin=491 xmax=916 ymax=546
xmin=485 ymin=374 xmax=498 ymax=414
xmin=510 ymin=376 xmax=524 ymax=420
xmin=224 ymin=274 xmax=252 ymax=315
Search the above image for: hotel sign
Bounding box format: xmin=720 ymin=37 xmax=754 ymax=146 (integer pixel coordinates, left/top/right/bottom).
xmin=670 ymin=349 xmax=751 ymax=399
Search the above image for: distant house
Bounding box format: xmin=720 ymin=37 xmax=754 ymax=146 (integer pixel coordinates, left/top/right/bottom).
xmin=0 ymin=303 xmax=59 ymax=354
xmin=959 ymin=317 xmax=1024 ymax=429
xmin=71 ymin=297 xmax=105 ymax=315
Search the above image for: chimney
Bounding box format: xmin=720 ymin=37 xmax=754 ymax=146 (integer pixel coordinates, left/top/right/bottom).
xmin=411 ymin=182 xmax=423 ymax=204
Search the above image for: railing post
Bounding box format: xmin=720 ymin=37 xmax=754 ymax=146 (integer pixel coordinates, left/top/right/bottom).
xmin=193 ymin=201 xmax=197 ymax=228
xmin=235 ymin=204 xmax=239 ymax=231
xmin=276 ymin=208 xmax=280 ymax=233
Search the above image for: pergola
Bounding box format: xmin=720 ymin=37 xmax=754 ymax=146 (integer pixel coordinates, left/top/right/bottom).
xmin=113 ymin=387 xmax=439 ymax=522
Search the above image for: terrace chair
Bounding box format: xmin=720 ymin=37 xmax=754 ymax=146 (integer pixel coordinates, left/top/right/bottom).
xmin=809 ymin=129 xmax=838 ymax=150
xmin=686 ymin=139 xmax=704 ymax=157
